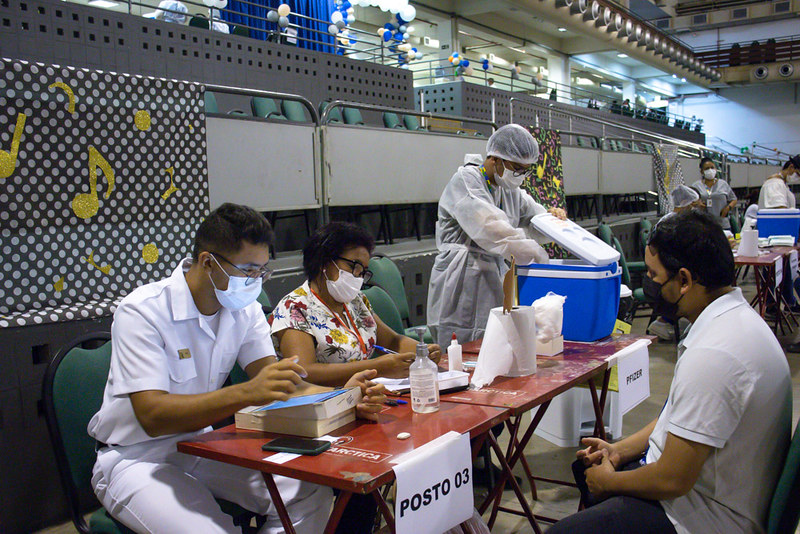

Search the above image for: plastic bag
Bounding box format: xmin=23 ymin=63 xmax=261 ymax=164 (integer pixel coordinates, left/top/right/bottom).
xmin=532 ymin=292 xmax=566 ymax=343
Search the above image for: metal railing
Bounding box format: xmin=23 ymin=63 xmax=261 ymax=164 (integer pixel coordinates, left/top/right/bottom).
xmin=693 ymin=35 xmax=800 ymax=68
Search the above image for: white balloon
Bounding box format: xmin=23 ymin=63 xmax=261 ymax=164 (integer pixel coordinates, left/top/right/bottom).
xmin=202 ymin=0 xmax=215 ymax=7
xmin=400 ymin=5 xmax=416 ymax=21
xmin=377 ymin=28 xmax=387 ymax=36
xmin=452 ymin=57 xmax=461 ymax=65
xmin=329 ymin=24 xmax=340 ymax=34
xmin=464 ymin=65 xmax=474 ymax=75
xmin=407 ymin=50 xmax=416 ymax=59
xmin=277 ymin=3 xmax=290 ymax=17
xmin=347 ymin=14 xmax=355 ymax=23
xmin=399 ymin=24 xmax=407 ymax=32
xmin=415 ymin=51 xmax=424 ymax=60
xmin=403 ymin=32 xmax=409 ymax=40
xmin=398 ymin=43 xmax=411 ymax=51
xmin=278 ymin=16 xmax=289 ymax=28
xmin=331 ymin=11 xmax=343 ymax=23
xmin=267 ymin=10 xmax=279 ymax=22
xmin=347 ymin=7 xmax=355 ymax=14
xmin=214 ymin=0 xmax=227 ymax=8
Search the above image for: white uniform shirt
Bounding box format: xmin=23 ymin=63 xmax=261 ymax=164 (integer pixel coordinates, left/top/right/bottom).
xmin=758 ymin=174 xmax=796 ymax=209
xmin=645 ymin=288 xmax=791 ymax=534
xmin=88 ymin=259 xmax=274 ymax=447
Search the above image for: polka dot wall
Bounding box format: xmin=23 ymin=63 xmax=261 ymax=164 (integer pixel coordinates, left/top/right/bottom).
xmin=0 ymin=59 xmax=211 ymax=328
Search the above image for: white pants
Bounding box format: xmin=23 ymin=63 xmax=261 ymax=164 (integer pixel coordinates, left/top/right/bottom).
xmin=92 ymin=433 xmax=333 ymax=534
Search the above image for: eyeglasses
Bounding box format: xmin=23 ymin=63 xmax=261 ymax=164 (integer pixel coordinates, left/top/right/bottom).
xmin=502 ymin=160 xmax=532 ymax=178
xmin=211 ymin=252 xmax=273 ymax=286
xmin=335 ymin=256 xmax=373 ymax=283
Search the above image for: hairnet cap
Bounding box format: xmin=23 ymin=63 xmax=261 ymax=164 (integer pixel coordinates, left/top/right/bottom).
xmin=671 ymin=184 xmax=699 ymax=208
xmin=486 ymin=124 xmax=540 ymax=165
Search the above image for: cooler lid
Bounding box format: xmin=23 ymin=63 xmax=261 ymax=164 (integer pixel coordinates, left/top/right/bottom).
xmin=757 ymin=208 xmax=800 ymax=216
xmin=531 ymin=213 xmax=620 ymax=266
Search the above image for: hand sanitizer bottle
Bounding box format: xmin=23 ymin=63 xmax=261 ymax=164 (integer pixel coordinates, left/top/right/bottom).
xmin=410 ymin=327 xmax=439 ymax=413
xmin=447 ymin=332 xmax=462 ymax=372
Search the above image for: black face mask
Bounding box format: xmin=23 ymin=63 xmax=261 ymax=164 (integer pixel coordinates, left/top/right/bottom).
xmin=642 ymin=274 xmax=683 ymax=321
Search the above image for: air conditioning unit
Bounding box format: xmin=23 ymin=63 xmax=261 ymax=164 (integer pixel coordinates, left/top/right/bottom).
xmin=749 ymin=61 xmax=800 ymax=83
xmin=773 ymin=1 xmax=791 ymax=14
xmin=731 ymin=7 xmax=748 ymax=19
xmin=692 ymin=13 xmax=707 ymax=25
xmin=655 ymin=18 xmax=671 ymax=30
xmin=423 ymin=36 xmax=439 ymax=48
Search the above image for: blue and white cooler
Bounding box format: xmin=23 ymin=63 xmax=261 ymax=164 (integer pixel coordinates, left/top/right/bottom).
xmin=757 ymin=208 xmax=800 ymax=244
xmin=517 ymin=213 xmax=622 ymax=342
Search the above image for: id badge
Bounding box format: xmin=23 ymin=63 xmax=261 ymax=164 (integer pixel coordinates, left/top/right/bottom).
xmin=706 ymin=198 xmax=712 ymax=209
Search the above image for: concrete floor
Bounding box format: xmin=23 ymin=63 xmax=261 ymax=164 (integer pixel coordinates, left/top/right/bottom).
xmin=36 ymin=277 xmax=800 ymax=534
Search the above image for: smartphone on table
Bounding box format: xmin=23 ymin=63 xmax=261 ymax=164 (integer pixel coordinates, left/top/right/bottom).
xmin=261 ymin=437 xmax=331 ymax=456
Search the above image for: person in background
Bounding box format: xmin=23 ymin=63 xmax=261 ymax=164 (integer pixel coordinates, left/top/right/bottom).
xmin=550 ymin=210 xmax=791 ymax=534
xmin=87 ymin=204 xmax=386 ymax=533
xmin=758 ymin=154 xmax=800 ymax=209
xmin=742 ymin=189 xmax=760 ymax=231
xmin=487 ymin=78 xmax=495 ymax=87
xmin=647 ymin=185 xmax=700 ymax=341
xmin=270 ymin=221 xmax=441 ymax=387
xmin=154 ymin=0 xmax=188 ymax=24
xmin=690 ymin=157 xmax=737 ymax=231
xmin=610 ymin=100 xmax=621 ymax=114
xmin=426 ymin=124 xmax=566 ymax=347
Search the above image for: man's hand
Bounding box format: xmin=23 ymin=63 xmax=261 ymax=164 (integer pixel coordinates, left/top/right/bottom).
xmin=427 ymin=344 xmax=442 ymax=365
xmin=380 ymin=352 xmax=415 ymax=378
xmin=548 ymin=207 xmax=567 ymax=220
xmin=243 ymin=357 xmax=306 ymax=405
xmin=585 ymin=450 xmax=615 ymax=500
xmin=345 ymin=369 xmax=387 ymax=422
xmin=721 ymin=206 xmax=730 ymax=217
xmin=577 ymin=437 xmax=622 ymax=469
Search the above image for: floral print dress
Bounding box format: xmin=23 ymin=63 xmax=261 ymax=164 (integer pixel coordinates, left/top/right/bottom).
xmin=269 ymin=281 xmax=378 ymax=363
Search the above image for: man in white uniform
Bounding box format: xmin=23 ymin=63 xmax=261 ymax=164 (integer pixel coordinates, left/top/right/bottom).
xmin=88 ymin=203 xmax=385 ymax=533
xmin=426 ymin=124 xmax=566 ymax=347
xmin=550 ymin=210 xmax=792 ymax=534
xmin=758 ymin=154 xmax=800 ymax=209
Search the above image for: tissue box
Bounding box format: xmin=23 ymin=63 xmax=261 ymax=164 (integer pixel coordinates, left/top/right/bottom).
xmin=757 ymin=208 xmax=800 ymax=244
xmin=537 ymin=335 xmax=563 ymax=356
xmin=518 ymin=260 xmax=621 ymax=342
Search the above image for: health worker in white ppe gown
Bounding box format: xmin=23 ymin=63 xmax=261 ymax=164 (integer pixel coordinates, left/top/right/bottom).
xmin=427 ymin=124 xmax=566 ymax=347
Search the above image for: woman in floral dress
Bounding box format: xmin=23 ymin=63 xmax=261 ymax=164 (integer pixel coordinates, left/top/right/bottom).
xmin=270 ymin=221 xmax=441 ymax=387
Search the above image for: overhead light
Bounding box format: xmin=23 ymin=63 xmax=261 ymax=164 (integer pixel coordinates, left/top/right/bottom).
xmin=613 ymin=86 xmax=622 ymax=93
xmin=557 ymin=27 xmax=567 ymax=32
xmin=600 ymin=83 xmax=613 ymax=90
xmin=509 ymin=47 xmax=526 ymax=54
xmin=88 ymin=0 xmax=118 ymax=7
xmin=671 ymin=74 xmax=678 ymax=78
xmin=617 ymin=53 xmax=628 ymax=58
xmin=576 ymin=77 xmax=595 ymax=86
xmin=680 ymin=77 xmax=686 ymax=82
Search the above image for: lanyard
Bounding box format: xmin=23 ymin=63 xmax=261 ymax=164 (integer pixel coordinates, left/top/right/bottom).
xmin=309 ymin=287 xmax=368 ymax=354
xmin=479 ymin=165 xmax=492 ymax=192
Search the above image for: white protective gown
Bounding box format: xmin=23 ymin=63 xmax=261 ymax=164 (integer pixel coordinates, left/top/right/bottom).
xmin=427 ymin=157 xmax=550 ymax=347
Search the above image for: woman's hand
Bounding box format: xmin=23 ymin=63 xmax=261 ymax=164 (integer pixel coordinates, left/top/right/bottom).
xmin=548 ymin=207 xmax=567 ymax=220
xmin=345 ymin=369 xmax=387 ymax=422
xmin=576 ymin=437 xmax=621 ymax=469
xmin=427 ymin=344 xmax=442 ymax=364
xmin=379 ymin=352 xmax=416 ymax=378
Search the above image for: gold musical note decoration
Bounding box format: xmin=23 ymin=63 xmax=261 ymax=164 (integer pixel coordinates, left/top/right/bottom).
xmin=160 ymin=166 xmax=180 ymax=201
xmin=84 ymin=250 xmax=112 ymax=275
xmin=142 ymin=243 xmax=159 ymax=264
xmin=48 ymin=82 xmax=76 ymax=115
xmin=536 ymin=153 xmax=548 ymax=180
xmin=134 ymin=110 xmax=151 ymax=131
xmin=72 ymin=146 xmax=115 ymax=220
xmin=0 ymin=113 xmax=27 ymax=180
xmin=53 ymin=276 xmax=65 ymax=293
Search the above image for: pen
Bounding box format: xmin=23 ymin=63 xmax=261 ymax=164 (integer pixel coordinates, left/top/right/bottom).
xmin=373 ymin=344 xmax=399 ymax=354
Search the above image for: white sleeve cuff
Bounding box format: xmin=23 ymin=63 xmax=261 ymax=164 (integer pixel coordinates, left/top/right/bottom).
xmin=667 ymin=422 xmax=726 ymax=449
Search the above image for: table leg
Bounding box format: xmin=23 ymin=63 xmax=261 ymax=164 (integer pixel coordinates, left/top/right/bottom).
xmin=753 ymin=265 xmax=766 ymax=317
xmin=485 ymin=431 xmax=542 ymax=534
xmin=372 ymin=489 xmax=396 ymax=534
xmin=587 ymin=377 xmax=607 ymax=441
xmin=322 ymin=491 xmax=352 ymax=534
xmin=262 ymin=473 xmax=297 ymax=534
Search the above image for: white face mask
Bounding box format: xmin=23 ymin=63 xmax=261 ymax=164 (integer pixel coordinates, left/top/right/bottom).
xmin=325 ymin=261 xmax=363 ymax=303
xmin=787 ymin=172 xmax=800 ymax=184
xmin=703 ymin=168 xmax=717 ymax=181
xmin=208 ymin=257 xmax=262 ymax=311
xmin=494 ymin=161 xmax=525 ymax=189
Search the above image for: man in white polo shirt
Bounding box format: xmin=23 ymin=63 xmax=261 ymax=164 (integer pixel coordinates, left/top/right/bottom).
xmin=550 ymin=210 xmax=792 ymax=534
xmin=88 ymin=203 xmax=386 ymax=533
xmin=759 ymin=154 xmax=800 ymax=209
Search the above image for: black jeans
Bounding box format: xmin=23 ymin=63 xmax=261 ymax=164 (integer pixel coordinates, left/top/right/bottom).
xmin=547 ymin=460 xmax=677 ymax=534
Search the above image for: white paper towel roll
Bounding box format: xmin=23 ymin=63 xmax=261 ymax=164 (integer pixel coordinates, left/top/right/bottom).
xmin=471 ymin=306 xmax=537 ymax=388
xmin=738 ymin=229 xmax=759 ymax=257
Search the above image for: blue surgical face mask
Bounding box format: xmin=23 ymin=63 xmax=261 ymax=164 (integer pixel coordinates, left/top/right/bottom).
xmin=208 ymin=256 xmax=262 ymax=311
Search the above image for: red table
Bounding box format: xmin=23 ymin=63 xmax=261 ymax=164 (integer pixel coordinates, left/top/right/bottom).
xmin=444 ymin=334 xmax=652 ymax=532
xmin=178 ymin=402 xmax=508 ymax=534
xmin=735 ymin=249 xmax=798 ymax=333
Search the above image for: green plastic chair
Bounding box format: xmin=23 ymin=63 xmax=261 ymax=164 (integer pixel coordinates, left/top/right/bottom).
xmin=403 ymin=114 xmax=421 ymax=131
xmin=367 ymin=256 xmax=433 ymax=342
xmin=613 ymin=238 xmax=649 ymax=322
xmin=231 ymin=25 xmax=249 ymax=37
xmin=639 ymin=218 xmax=653 ymax=257
xmin=204 ymin=91 xmax=218 ymax=113
xmin=188 ymin=14 xmax=210 ymax=29
xmin=729 ymin=211 xmax=742 ymax=235
xmin=363 ymin=285 xmax=405 ymax=335
xmin=319 ymin=101 xmax=342 ymax=123
xmin=251 ymin=97 xmax=286 ymax=120
xmin=382 ymin=112 xmax=405 ymax=129
xmin=281 ymin=100 xmax=308 ymax=122
xmin=42 ymin=332 xmax=259 ymax=534
xmin=597 ymin=222 xmax=614 ymax=246
xmin=766 ymin=418 xmax=800 ymax=534
xmin=342 ymin=107 xmax=365 ymax=125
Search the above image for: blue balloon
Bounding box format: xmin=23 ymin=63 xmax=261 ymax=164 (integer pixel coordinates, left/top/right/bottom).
xmin=461 ymin=59 xmax=470 ymax=67
xmin=383 ymin=32 xmax=392 ymax=42
xmin=412 ymin=47 xmax=417 ymax=52
xmin=384 ymin=23 xmax=394 ymax=30
xmin=342 ymin=1 xmax=351 ymax=8
xmin=482 ymin=62 xmax=489 ymax=70
xmin=394 ymin=31 xmax=403 ymax=41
